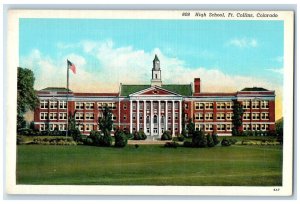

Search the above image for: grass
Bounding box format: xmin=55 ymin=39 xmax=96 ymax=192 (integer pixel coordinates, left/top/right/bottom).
xmin=17 ymin=144 xmax=282 ymax=186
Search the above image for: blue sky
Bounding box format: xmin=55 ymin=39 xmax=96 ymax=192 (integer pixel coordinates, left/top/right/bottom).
xmin=19 ymin=18 xmax=283 ymax=95
xmin=20 ymin=19 xmax=283 ymax=78
xmin=19 ymin=18 xmax=284 ymax=118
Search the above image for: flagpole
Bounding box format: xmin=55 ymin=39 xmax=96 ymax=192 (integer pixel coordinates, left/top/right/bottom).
xmin=66 ymin=59 xmax=69 ymax=140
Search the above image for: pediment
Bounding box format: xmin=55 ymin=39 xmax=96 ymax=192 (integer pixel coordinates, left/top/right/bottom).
xmin=130 ymin=86 xmax=181 ymax=96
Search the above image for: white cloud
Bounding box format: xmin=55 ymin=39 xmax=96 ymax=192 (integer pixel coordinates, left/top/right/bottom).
xmin=266 ymin=68 xmax=284 ymax=75
xmin=226 ymin=38 xmax=258 ymax=48
xmin=21 ymin=39 xmax=281 ymax=94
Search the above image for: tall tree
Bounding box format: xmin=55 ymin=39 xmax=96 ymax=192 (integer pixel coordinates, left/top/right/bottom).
xmin=98 ymin=104 xmax=113 ymax=146
xmin=232 ymin=100 xmax=244 ymax=136
xmin=17 ymin=67 xmax=39 ymax=130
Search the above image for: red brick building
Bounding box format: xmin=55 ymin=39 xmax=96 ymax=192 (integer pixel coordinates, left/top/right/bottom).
xmin=34 ymin=55 xmax=276 ymax=137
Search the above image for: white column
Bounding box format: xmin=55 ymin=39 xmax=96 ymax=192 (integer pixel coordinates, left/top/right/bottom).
xmin=136 ymin=100 xmax=139 ymax=132
xmin=143 ymin=100 xmax=146 ymax=134
xmin=179 ymin=100 xmax=182 ymax=134
xmin=165 ymin=100 xmax=168 ymax=132
xmin=130 ymin=100 xmax=132 ymax=133
xmin=158 ymin=100 xmax=161 ymax=136
xmin=150 ymin=100 xmax=153 ymax=136
xmin=172 ymin=100 xmax=175 ymax=136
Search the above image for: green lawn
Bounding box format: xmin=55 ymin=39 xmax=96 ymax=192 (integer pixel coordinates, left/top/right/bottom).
xmin=17 ymin=144 xmax=282 ymax=186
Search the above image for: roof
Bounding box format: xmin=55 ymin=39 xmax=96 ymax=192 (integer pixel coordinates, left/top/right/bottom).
xmin=120 ymin=84 xmax=193 ymax=96
xmin=241 ymin=87 xmax=269 ymax=91
xmin=153 ymin=54 xmax=160 ymax=61
xmin=74 ymin=93 xmax=118 ymax=97
xmin=39 ymin=87 xmax=72 ymax=92
xmin=193 ymin=92 xmax=237 ymax=97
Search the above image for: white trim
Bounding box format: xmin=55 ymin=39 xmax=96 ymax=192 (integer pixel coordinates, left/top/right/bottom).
xmin=129 ymin=85 xmax=182 ymax=97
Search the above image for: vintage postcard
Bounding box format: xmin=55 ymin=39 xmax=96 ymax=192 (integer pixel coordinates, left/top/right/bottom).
xmin=6 ymin=10 xmax=294 ymax=196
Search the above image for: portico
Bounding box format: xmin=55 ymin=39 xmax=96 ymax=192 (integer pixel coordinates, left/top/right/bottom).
xmin=129 ymin=87 xmax=182 ymax=138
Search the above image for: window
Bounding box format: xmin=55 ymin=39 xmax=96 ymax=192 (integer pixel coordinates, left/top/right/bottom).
xmin=261 ymin=101 xmax=269 ymax=109
xmin=59 ymin=124 xmax=66 ymax=131
xmin=195 ymin=102 xmax=204 ymax=110
xmin=195 ymin=123 xmax=204 ymax=131
xmin=252 ymin=113 xmax=260 ymax=120
xmin=59 ymin=101 xmax=67 ymax=109
xmin=112 ymin=103 xmax=117 ymax=110
xmin=184 ymin=113 xmax=188 ymax=120
xmin=226 ymin=102 xmax=233 ymax=109
xmin=243 ymin=101 xmax=250 ymax=109
xmin=205 ymin=124 xmax=213 ymax=131
xmin=243 ymin=124 xmax=251 ymax=131
xmin=85 ymin=124 xmax=93 ymax=132
xmin=78 ymin=124 xmax=84 ymax=131
xmin=40 ymin=100 xmax=48 ymax=109
xmin=205 ymin=113 xmax=213 ymax=120
xmin=50 ymin=101 xmax=57 ymax=109
xmin=217 ymin=102 xmax=225 ymax=110
xmin=139 ymin=113 xmax=143 ymax=120
xmin=85 ymin=113 xmax=94 ymax=120
xmin=85 ymin=102 xmax=94 ymax=110
xmin=40 ymin=124 xmax=46 ymax=131
xmin=252 ymin=124 xmax=260 ymax=131
xmin=261 ymin=112 xmax=269 ymax=120
xmin=153 ymin=115 xmax=158 ymax=123
xmin=205 ymin=102 xmax=214 ymax=110
xmin=175 ymin=123 xmax=178 ymax=131
xmin=217 ymin=124 xmax=226 ymax=131
xmin=252 ymin=101 xmax=260 ymax=109
xmin=147 ymin=103 xmax=150 ymax=110
xmin=175 ymin=102 xmax=179 ymax=110
xmin=132 ymin=113 xmax=136 ymax=120
xmin=49 ymin=124 xmax=58 ymax=131
xmin=40 ymin=112 xmax=48 ymax=120
xmin=123 ymin=115 xmax=127 ymax=120
xmin=146 ymin=115 xmax=150 ymax=123
xmin=147 ymin=128 xmax=150 ymax=133
xmin=168 ymin=113 xmax=171 ymax=120
xmin=59 ymin=113 xmax=67 ymax=120
xmin=184 ymin=103 xmax=189 ymax=110
xmin=123 ymin=103 xmax=127 ymax=110
xmin=133 ymin=103 xmax=136 ymax=110
xmin=243 ymin=113 xmax=251 ymax=120
xmin=226 ymin=124 xmax=232 ymax=131
xmin=112 ymin=114 xmax=117 ymax=121
xmin=168 ymin=103 xmax=172 ymax=110
xmin=161 ymin=115 xmax=165 ymax=123
xmin=75 ymin=113 xmax=84 ymax=120
xmin=175 ymin=113 xmax=178 ymax=120
xmin=195 ymin=113 xmax=203 ymax=120
xmin=217 ymin=113 xmax=225 ymax=120
xmin=49 ymin=113 xmax=57 ymax=120
xmin=226 ymin=113 xmax=233 ymax=120
xmin=75 ymin=102 xmax=84 ymax=110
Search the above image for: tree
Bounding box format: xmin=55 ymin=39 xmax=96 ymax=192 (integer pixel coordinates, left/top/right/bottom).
xmin=17 ymin=67 xmax=39 ymax=130
xmin=68 ymin=111 xmax=81 ymax=142
xmin=212 ymin=132 xmax=220 ymax=145
xmin=206 ymin=133 xmax=215 ymax=147
xmin=114 ymin=130 xmax=128 ymax=147
xmin=192 ymin=130 xmax=207 ymax=147
xmin=275 ymin=117 xmax=283 ymax=144
xmin=232 ymin=100 xmax=244 ymax=136
xmin=98 ymin=104 xmax=113 ymax=146
xmin=187 ymin=118 xmax=195 ymax=137
xmin=98 ymin=105 xmax=113 ymax=133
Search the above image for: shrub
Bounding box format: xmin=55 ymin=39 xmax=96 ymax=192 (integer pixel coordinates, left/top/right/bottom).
xmin=101 ymin=130 xmax=112 ymax=147
xmin=133 ymin=131 xmax=147 ymax=140
xmin=89 ymin=130 xmax=102 ymax=146
xmin=212 ymin=133 xmax=219 ymax=145
xmin=164 ymin=141 xmax=179 ymax=148
xmin=206 ymin=134 xmax=215 ymax=147
xmin=114 ymin=130 xmax=128 ymax=147
xmin=221 ymin=139 xmax=231 ymax=147
xmin=181 ymin=129 xmax=188 ymax=138
xmin=161 ymin=131 xmax=172 ymax=140
xmin=228 ymin=138 xmax=238 ymax=145
xmin=177 ymin=134 xmax=185 ymax=142
xmin=183 ymin=141 xmax=194 ymax=147
xmin=69 ymin=128 xmax=82 ymax=142
xmin=192 ymin=130 xmax=207 ymax=147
